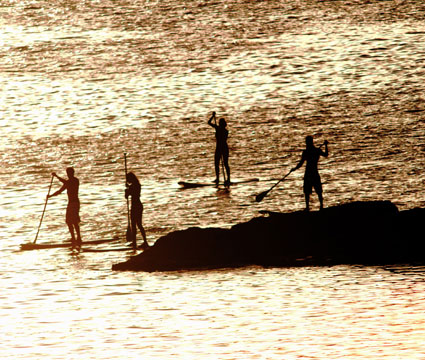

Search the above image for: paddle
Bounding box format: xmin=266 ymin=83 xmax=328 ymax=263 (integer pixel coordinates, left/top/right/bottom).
xmin=33 ymin=175 xmax=54 ymax=244
xmin=255 ymin=169 xmax=293 ymax=203
xmin=124 ymin=153 xmax=132 ymax=243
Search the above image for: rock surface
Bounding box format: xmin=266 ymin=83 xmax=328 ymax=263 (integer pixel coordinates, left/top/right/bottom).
xmin=112 ymin=201 xmax=425 ymax=272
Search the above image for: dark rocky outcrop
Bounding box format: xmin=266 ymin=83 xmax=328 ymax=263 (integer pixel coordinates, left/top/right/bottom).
xmin=112 ymin=201 xmax=425 ymax=272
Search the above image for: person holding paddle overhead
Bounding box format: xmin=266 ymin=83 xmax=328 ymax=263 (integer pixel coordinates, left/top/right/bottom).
xmin=125 ymin=172 xmax=149 ymax=250
xmin=292 ymin=136 xmax=329 ymax=211
xmin=47 ymin=167 xmax=82 ymax=248
xmin=208 ymin=111 xmax=230 ymax=186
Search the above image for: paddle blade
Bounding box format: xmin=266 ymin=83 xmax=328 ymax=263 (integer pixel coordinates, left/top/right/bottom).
xmin=255 ymin=190 xmax=269 ymax=203
xmin=126 ymin=226 xmax=132 ymax=243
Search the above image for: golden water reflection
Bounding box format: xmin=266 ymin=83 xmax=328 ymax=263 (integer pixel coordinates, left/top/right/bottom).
xmin=1 ymin=264 xmax=424 ymax=359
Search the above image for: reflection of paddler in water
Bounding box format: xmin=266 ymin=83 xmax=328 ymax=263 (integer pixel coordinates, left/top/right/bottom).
xmin=292 ymin=136 xmax=329 ymax=211
xmin=125 ymin=172 xmax=149 ymax=250
xmin=208 ymin=111 xmax=231 ymax=186
xmin=47 ymin=167 xmax=82 ymax=248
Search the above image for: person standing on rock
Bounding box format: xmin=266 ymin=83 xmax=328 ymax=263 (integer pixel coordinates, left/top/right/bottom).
xmin=208 ymin=111 xmax=230 ymax=186
xmin=47 ymin=167 xmax=82 ymax=248
xmin=292 ymin=136 xmax=329 ymax=211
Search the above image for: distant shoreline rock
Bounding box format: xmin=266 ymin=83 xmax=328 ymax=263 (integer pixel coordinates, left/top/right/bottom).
xmin=112 ymin=201 xmax=425 ymax=272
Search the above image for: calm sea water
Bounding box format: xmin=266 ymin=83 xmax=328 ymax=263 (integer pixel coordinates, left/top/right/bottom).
xmin=1 ymin=1 xmax=425 ymax=358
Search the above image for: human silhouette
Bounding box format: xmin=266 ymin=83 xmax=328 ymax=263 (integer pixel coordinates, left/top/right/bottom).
xmin=125 ymin=172 xmax=149 ymax=249
xmin=208 ymin=111 xmax=230 ymax=186
xmin=292 ymin=136 xmax=329 ymax=211
xmin=47 ymin=167 xmax=82 ymax=248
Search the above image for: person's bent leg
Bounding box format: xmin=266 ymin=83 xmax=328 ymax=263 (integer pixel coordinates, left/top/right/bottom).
xmin=223 ymin=151 xmax=230 ymax=184
xmin=130 ymin=216 xmax=137 ymax=249
xmin=315 ymin=181 xmax=324 ymax=210
xmin=75 ymin=224 xmax=82 ymax=246
xmin=318 ymin=192 xmax=324 ymax=210
xmin=303 ymin=180 xmax=312 ymax=212
xmin=67 ymin=223 xmax=76 ymax=246
xmin=214 ymin=150 xmax=220 ymax=184
xmin=140 ymin=226 xmax=148 ymax=248
xmin=136 ymin=218 xmax=149 ymax=248
xmin=304 ymin=193 xmax=310 ymax=212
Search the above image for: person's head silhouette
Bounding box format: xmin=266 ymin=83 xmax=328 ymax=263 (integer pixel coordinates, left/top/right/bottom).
xmin=126 ymin=172 xmax=139 ymax=185
xmin=66 ymin=167 xmax=75 ymax=177
xmin=305 ymin=135 xmax=314 ymax=149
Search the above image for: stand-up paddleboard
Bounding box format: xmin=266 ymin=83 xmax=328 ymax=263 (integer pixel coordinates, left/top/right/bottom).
xmin=20 ymin=238 xmax=118 ymax=251
xmin=178 ymin=178 xmax=259 ymax=189
xmin=82 ymin=245 xmax=146 ymax=253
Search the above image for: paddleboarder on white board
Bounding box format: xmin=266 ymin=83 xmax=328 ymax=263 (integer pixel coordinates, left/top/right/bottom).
xmin=47 ymin=167 xmax=82 ymax=248
xmin=292 ymin=136 xmax=329 ymax=211
xmin=208 ymin=111 xmax=230 ymax=186
xmin=125 ymin=172 xmax=149 ymax=250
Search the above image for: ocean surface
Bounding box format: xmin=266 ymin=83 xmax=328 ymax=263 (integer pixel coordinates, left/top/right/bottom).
xmin=1 ymin=0 xmax=425 ymax=358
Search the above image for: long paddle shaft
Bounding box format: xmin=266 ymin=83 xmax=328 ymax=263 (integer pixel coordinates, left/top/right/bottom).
xmin=255 ymin=170 xmax=293 ymax=203
xmin=33 ymin=175 xmax=54 ymax=244
xmin=124 ymin=153 xmax=132 ymax=242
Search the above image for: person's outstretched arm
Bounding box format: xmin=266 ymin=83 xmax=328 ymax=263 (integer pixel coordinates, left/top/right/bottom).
xmin=52 ymin=172 xmax=67 ymax=184
xmin=207 ymin=111 xmax=217 ymax=128
xmin=48 ymin=183 xmax=67 ymax=198
xmin=125 ymin=184 xmax=133 ymax=199
xmin=292 ymin=151 xmax=306 ymax=172
xmin=47 ymin=172 xmax=67 ymax=198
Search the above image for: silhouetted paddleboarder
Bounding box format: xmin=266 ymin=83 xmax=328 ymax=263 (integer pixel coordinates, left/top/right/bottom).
xmin=47 ymin=167 xmax=82 ymax=248
xmin=292 ymin=136 xmax=329 ymax=211
xmin=125 ymin=172 xmax=149 ymax=250
xmin=208 ymin=111 xmax=230 ymax=186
